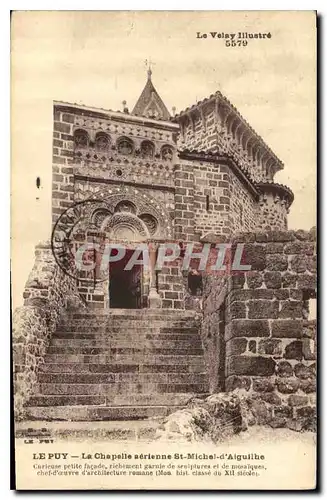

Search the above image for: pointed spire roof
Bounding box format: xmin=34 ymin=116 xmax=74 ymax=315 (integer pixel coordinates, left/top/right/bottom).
xmin=132 ymin=69 xmax=171 ymax=120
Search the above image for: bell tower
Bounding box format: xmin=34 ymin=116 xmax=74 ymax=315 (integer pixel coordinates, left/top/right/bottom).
xmin=132 ymin=69 xmax=171 ymax=120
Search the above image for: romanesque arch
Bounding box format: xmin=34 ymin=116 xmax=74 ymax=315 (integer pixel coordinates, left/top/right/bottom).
xmin=81 ymin=184 xmax=173 ymax=240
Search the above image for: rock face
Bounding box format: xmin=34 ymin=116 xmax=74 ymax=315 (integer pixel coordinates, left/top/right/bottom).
xmin=156 ymin=393 xmax=250 ymax=442
xmin=156 ymin=389 xmax=315 ymax=442
xmin=155 ymin=407 xmax=214 ymax=443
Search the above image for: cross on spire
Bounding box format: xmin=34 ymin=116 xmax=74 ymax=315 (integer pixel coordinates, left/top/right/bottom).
xmin=145 ymin=58 xmax=156 ymax=80
xmin=133 ymin=60 xmax=170 ymax=120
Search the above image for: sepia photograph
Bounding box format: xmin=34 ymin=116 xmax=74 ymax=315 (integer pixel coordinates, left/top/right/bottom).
xmin=11 ymin=10 xmax=317 ymax=490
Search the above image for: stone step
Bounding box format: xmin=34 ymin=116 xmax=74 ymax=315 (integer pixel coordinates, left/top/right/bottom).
xmin=40 ymin=363 xmax=205 ymax=376
xmin=43 ymin=355 xmax=205 ymax=368
xmin=47 ymin=346 xmax=204 ymax=356
xmin=33 ymin=389 xmax=200 ymax=406
xmin=38 ymin=374 xmax=208 ymax=393
xmin=28 ymin=307 xmax=208 ymax=422
xmin=37 ymin=372 xmax=209 ymax=389
xmin=24 ymin=404 xmax=184 ymax=421
xmin=15 ymin=420 xmax=162 ymax=441
xmin=28 ymin=395 xmax=107 ymax=406
xmin=50 ymin=338 xmax=202 ymax=349
xmin=28 ymin=391 xmax=204 ymax=407
xmin=112 ymin=393 xmax=203 ymax=406
xmin=52 ymin=328 xmax=200 ymax=341
xmin=55 ymin=324 xmax=199 ymax=335
xmin=66 ymin=308 xmax=198 ymax=318
xmin=57 ymin=320 xmax=198 ymax=329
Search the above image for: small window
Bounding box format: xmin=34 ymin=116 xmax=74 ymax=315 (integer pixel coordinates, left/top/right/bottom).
xmin=161 ymin=145 xmax=173 ymax=161
xmin=74 ymin=129 xmax=89 ymax=148
xmin=95 ymin=132 xmax=110 ymax=151
xmin=140 ymin=141 xmax=155 ymax=159
xmin=117 ymin=137 xmax=134 ymax=155
xmin=206 ymin=195 xmax=210 ymax=212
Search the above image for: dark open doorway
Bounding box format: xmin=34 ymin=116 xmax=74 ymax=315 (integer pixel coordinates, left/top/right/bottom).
xmin=109 ymin=249 xmax=143 ymax=309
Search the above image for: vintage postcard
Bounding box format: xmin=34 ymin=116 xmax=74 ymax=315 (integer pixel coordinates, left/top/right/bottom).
xmin=11 ymin=10 xmax=317 ymax=490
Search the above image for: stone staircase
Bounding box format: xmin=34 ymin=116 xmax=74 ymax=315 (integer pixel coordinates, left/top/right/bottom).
xmin=25 ymin=309 xmax=209 ymax=421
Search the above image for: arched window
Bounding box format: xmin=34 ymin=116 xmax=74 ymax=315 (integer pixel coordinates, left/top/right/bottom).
xmin=140 ymin=141 xmax=155 ymax=159
xmin=161 ymin=145 xmax=173 ymax=161
xmin=95 ymin=132 xmax=110 ymax=151
xmin=117 ymin=137 xmax=134 ymax=155
xmin=74 ymin=129 xmax=89 ymax=149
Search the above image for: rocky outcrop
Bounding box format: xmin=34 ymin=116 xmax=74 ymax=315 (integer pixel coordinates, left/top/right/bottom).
xmin=155 ymin=390 xmax=316 ymax=442
xmin=155 ymin=392 xmax=248 ymax=442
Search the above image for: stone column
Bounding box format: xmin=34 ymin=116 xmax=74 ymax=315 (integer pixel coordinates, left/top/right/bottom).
xmin=148 ymin=242 xmax=161 ymax=308
xmin=90 ymin=232 xmax=106 ymax=308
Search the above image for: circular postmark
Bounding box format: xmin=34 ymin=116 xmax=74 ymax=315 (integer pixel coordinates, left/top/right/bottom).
xmin=51 ymin=199 xmax=110 ymax=283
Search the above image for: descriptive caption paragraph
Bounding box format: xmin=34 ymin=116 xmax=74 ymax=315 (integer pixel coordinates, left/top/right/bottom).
xmin=32 ymin=452 xmax=268 ymax=478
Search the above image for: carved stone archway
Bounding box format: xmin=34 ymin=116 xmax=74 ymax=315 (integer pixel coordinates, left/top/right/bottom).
xmin=79 ymin=186 xmax=171 ymax=308
xmin=93 ymin=211 xmax=160 ymax=309
xmin=81 ymin=184 xmax=173 ymax=240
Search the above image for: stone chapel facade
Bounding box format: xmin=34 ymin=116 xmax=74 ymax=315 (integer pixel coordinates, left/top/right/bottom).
xmin=52 ymin=70 xmax=294 ymax=311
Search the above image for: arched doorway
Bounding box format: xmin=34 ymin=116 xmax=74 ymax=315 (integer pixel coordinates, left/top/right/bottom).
xmin=108 ymin=248 xmax=143 ymax=309
xmin=102 ymin=213 xmax=151 ymax=309
xmin=83 ymin=186 xmax=172 ymax=309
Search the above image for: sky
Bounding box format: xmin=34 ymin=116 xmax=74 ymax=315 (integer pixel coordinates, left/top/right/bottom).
xmin=11 ymin=11 xmax=316 ymax=308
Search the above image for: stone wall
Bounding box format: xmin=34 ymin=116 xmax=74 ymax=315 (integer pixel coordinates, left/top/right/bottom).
xmin=178 ymin=103 xmax=218 ymax=152
xmin=193 ymin=161 xmax=231 ymax=237
xmin=175 ymin=156 xmax=259 ymax=239
xmin=202 ymin=228 xmax=317 ymax=430
xmin=12 ymin=242 xmax=83 ymax=418
xmin=173 ymin=162 xmax=196 ymax=241
xmin=52 ymin=108 xmax=75 ymax=225
xmin=229 ymin=174 xmax=257 ymax=233
xmin=157 ymin=257 xmax=185 ymax=309
xmin=256 ymin=192 xmax=288 ymax=231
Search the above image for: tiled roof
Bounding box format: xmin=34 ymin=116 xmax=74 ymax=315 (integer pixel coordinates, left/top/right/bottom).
xmin=132 ymin=71 xmax=171 ymax=120
xmin=257 ymin=181 xmax=294 ymax=203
